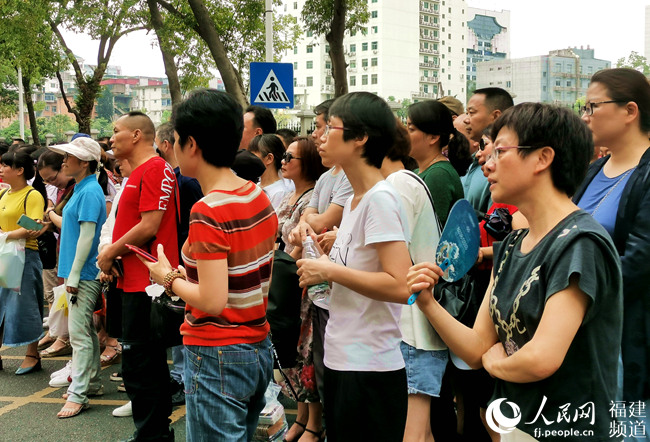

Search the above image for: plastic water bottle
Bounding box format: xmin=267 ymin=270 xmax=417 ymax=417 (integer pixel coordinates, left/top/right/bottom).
xmin=302 ymin=237 xmax=330 ymax=306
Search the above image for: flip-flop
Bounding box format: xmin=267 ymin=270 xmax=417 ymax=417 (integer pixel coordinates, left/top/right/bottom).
xmin=57 ymin=403 xmax=89 ymax=419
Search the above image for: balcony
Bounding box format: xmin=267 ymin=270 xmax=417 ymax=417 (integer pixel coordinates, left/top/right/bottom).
xmin=420 ymin=34 xmax=440 ymax=42
xmin=420 ymin=76 xmax=438 ymax=83
xmin=420 ymin=3 xmax=435 ymax=13
xmin=420 ymin=61 xmax=436 ymax=68
xmin=321 ymin=85 xmax=334 ymax=93
xmin=412 ymin=91 xmax=439 ymax=100
xmin=419 ymin=47 xmax=435 ymax=54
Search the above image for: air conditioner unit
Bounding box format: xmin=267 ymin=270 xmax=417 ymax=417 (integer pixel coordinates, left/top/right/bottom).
xmin=373 ymin=50 xmax=378 ymax=54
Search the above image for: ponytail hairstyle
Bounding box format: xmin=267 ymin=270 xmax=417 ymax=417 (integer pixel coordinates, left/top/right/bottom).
xmin=248 ymin=134 xmax=286 ymax=172
xmin=87 ymin=160 xmax=110 ymax=196
xmin=408 ymin=100 xmax=472 ymax=176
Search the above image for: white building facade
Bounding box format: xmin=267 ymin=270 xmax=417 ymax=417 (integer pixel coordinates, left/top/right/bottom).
xmin=280 ymin=0 xmax=468 ymax=108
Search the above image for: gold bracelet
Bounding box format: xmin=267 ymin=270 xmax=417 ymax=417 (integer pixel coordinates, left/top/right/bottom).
xmin=163 ymin=269 xmax=186 ymax=296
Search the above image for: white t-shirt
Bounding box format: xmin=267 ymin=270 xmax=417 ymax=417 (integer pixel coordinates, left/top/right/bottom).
xmin=308 ymin=167 xmax=353 ymax=213
xmin=263 ymin=177 xmax=294 ymax=209
xmin=387 ymin=170 xmax=446 ymax=351
xmin=324 ymin=180 xmax=410 ymax=372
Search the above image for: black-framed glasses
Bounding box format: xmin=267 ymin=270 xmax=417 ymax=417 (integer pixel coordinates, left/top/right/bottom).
xmin=580 ymin=100 xmax=624 ymax=116
xmin=324 ymin=125 xmax=348 ymax=136
xmin=486 ymin=146 xmax=533 ymax=163
xmin=43 ymin=169 xmax=59 ymax=184
xmin=282 ymin=152 xmax=302 ymax=162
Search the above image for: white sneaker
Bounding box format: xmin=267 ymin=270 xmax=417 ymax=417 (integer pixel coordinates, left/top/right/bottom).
xmin=112 ymin=401 xmax=132 ymax=417
xmin=51 ymin=361 xmax=72 ymax=379
xmin=49 ymin=374 xmax=72 ymax=388
xmin=42 ymin=316 xmax=49 ymax=328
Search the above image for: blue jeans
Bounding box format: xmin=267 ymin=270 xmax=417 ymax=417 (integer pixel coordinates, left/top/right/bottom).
xmin=184 ymin=338 xmax=273 ymax=441
xmin=170 ymin=345 xmax=184 ymax=384
xmin=66 ymin=279 xmax=102 ymax=405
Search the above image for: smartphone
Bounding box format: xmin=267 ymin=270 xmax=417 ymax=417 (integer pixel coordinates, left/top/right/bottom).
xmin=125 ymin=244 xmax=158 ymax=263
xmin=17 ymin=214 xmax=42 ymax=231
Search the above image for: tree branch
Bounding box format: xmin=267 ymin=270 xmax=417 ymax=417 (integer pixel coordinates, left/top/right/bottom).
xmin=56 ymin=70 xmax=79 ymax=120
xmin=156 ymin=0 xmax=200 ymax=33
xmin=48 ymin=18 xmax=84 ymax=84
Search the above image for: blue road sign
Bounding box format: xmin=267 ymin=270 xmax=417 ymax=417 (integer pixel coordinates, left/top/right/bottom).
xmin=250 ymin=62 xmax=294 ymax=109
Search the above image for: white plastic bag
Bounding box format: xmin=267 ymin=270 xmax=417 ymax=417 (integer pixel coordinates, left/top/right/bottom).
xmin=0 ymin=233 xmax=25 ymax=290
xmin=48 ymin=284 xmax=69 ymax=337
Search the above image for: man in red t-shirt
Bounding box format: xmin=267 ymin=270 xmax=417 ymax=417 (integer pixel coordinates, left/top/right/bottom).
xmin=98 ymin=111 xmax=179 ymax=442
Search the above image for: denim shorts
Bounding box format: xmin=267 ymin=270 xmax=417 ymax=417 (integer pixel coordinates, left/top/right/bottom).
xmin=400 ymin=341 xmax=448 ymax=397
xmin=184 ymin=337 xmax=273 ymax=441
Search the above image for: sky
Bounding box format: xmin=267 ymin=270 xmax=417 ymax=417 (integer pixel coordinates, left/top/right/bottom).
xmin=62 ymin=0 xmax=648 ymax=78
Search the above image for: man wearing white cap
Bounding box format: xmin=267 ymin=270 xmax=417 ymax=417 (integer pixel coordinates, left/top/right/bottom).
xmin=46 ymin=137 xmax=107 ymax=418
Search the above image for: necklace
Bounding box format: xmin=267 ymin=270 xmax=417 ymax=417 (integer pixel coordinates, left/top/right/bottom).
xmin=422 ymin=152 xmax=446 ymax=171
xmin=590 ymin=168 xmax=633 ymax=217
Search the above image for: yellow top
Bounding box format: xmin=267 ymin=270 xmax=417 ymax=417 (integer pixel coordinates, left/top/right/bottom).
xmin=0 ymin=186 xmax=45 ymax=250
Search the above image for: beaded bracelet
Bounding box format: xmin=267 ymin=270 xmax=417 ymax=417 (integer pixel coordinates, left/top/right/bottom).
xmin=163 ymin=269 xmax=186 ymax=296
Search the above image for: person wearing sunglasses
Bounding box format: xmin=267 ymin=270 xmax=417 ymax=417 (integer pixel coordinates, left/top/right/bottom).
xmin=573 ymin=68 xmax=650 ymax=437
xmin=247 ymin=133 xmax=294 ymax=209
xmin=408 ymin=103 xmax=622 ymax=440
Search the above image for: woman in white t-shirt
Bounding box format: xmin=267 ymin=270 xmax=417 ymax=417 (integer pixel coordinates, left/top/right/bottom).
xmin=297 ymin=92 xmax=412 ymax=442
xmin=248 ymin=134 xmax=294 ymax=208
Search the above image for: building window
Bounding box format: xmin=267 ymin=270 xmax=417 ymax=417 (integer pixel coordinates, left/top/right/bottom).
xmin=371 ymin=74 xmax=378 ymax=85
xmin=424 ymin=70 xmax=428 ymax=77
xmin=350 ymin=29 xmax=356 ymax=37
xmin=506 ymin=81 xmax=512 ymax=88
xmin=566 ymin=80 xmax=571 ymax=86
xmin=423 ymin=55 xmax=429 ymax=62
xmin=424 ymin=84 xmax=429 ymax=93
xmin=566 ymin=64 xmax=573 ymax=73
xmin=326 ymin=76 xmax=332 ymax=85
xmin=371 ymin=41 xmax=378 ymax=50
xmin=371 ymin=57 xmax=378 ymax=67
xmin=325 ymin=44 xmax=330 ymax=53
xmin=555 ymin=63 xmax=561 ymax=73
xmin=448 ymin=60 xmax=451 ymax=66
xmin=362 ymin=59 xmax=368 ymax=68
xmin=362 ymin=42 xmax=368 ymax=51
xmin=371 ymin=10 xmax=378 ymax=18
xmin=293 ymin=62 xmax=298 ymax=70
xmin=307 ymin=45 xmax=313 ymax=53
xmin=350 ymin=44 xmax=356 ymax=53
xmin=556 ymin=80 xmax=561 ymax=86
xmin=424 ymin=42 xmax=429 ymax=49
xmin=433 ymin=30 xmax=439 ymax=37
xmin=350 ymin=60 xmax=356 ymax=68
xmin=293 ymin=1 xmax=297 ymax=9
xmin=307 ymin=61 xmax=313 ymax=69
xmin=293 ymin=46 xmax=298 ymax=54
xmin=326 ymin=60 xmax=331 ymax=69
xmin=362 ymin=74 xmax=368 ymax=85
xmin=306 ymin=77 xmax=313 ymax=87
xmin=307 ymin=31 xmax=313 ymax=37
xmin=350 ymin=76 xmax=356 ymax=86
xmin=423 ymin=15 xmax=429 ymax=22
xmin=372 ymin=26 xmax=378 ymax=33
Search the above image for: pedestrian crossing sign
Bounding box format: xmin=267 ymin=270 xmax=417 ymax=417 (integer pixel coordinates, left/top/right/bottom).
xmin=250 ymin=62 xmax=294 ymax=109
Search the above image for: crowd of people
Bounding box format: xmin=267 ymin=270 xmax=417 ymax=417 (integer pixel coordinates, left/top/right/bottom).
xmin=0 ymin=66 xmax=647 ymax=442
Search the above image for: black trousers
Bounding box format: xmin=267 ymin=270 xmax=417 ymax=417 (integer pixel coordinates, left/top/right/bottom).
xmin=122 ymin=291 xmax=173 ymax=441
xmin=324 ymin=367 xmax=407 ymax=442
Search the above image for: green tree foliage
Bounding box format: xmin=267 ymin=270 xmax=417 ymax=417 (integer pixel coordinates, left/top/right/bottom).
xmin=48 ymin=0 xmax=147 ymax=133
xmin=91 ymin=118 xmax=114 ymax=138
xmin=0 ymin=64 xmax=18 ymax=119
xmin=96 ymin=87 xmax=115 ymax=121
xmin=35 ymin=114 xmax=77 ymax=143
xmin=616 ymin=51 xmax=650 ymax=76
xmin=302 ymin=0 xmax=369 ymax=96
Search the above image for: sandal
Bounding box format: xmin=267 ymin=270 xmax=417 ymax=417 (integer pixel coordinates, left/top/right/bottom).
xmin=283 ymin=420 xmax=306 ymax=442
xmin=304 ymin=428 xmax=325 ymax=442
xmin=40 ymin=339 xmax=72 ymax=358
xmin=57 ymin=402 xmax=89 ymax=419
xmin=100 ymin=344 xmax=122 ymax=367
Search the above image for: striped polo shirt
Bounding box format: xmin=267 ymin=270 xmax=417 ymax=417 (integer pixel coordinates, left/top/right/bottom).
xmin=180 ymin=181 xmax=278 ymax=347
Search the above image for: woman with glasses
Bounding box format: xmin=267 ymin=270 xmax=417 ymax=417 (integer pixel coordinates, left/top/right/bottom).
xmin=408 ymin=103 xmax=623 ymax=441
xmin=46 ymin=138 xmax=107 ymax=418
xmin=248 ymin=134 xmax=294 ymax=209
xmin=573 ymin=67 xmax=650 ymax=437
xmin=274 ymin=136 xmax=328 ymax=442
xmin=407 ymin=101 xmax=469 ymax=227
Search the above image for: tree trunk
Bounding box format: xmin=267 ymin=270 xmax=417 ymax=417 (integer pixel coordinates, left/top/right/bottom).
xmin=147 ymin=0 xmax=182 ymax=105
xmin=326 ymin=0 xmax=348 ymax=97
xmin=21 ymin=77 xmax=40 ymax=146
xmin=186 ymin=0 xmax=248 ymax=109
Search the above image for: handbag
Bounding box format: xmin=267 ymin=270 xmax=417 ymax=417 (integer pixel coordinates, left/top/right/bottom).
xmin=484 ymin=207 xmax=513 ymax=241
xmin=150 ymin=293 xmax=185 ymax=348
xmin=433 ymin=270 xmax=482 ymax=327
xmin=266 ymin=248 xmax=303 ymax=368
xmin=37 ymin=231 xmax=58 ymax=269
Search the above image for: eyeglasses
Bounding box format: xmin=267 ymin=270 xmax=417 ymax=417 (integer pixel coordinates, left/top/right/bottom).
xmin=580 ymin=100 xmax=624 ymax=116
xmin=486 ymin=146 xmax=533 ymax=163
xmin=324 ymin=125 xmax=348 ymax=136
xmin=282 ymin=152 xmax=302 ymax=162
xmin=42 ymin=169 xmax=59 ymax=184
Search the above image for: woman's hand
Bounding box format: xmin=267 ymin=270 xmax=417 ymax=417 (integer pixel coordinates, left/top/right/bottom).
xmin=288 ymin=221 xmax=316 ymax=248
xmin=482 ymin=342 xmax=508 ymax=376
xmin=138 ymin=243 xmax=173 ymax=286
xmin=296 ymin=254 xmax=332 ymax=288
xmin=317 ymin=227 xmax=337 ymax=255
xmin=66 ymin=285 xmax=79 ymax=295
xmin=407 ymin=262 xmax=444 ymax=310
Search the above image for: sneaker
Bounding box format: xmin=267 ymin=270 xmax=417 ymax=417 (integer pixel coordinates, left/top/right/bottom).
xmin=49 ymin=374 xmax=72 ymax=388
xmin=42 ymin=316 xmax=49 ymax=329
xmin=117 ymin=383 xmax=126 ymax=392
xmin=110 ymin=371 xmax=123 ymax=382
xmin=112 ymin=401 xmax=132 ymax=417
xmin=88 ymin=385 xmax=104 ymax=397
xmin=50 ymin=361 xmax=72 ymax=379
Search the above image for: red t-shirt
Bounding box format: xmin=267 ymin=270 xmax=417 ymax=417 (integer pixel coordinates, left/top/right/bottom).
xmin=478 ymin=203 xmax=518 ymax=271
xmin=180 ymin=182 xmax=278 ymax=347
xmin=113 ymin=156 xmax=179 ymax=292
